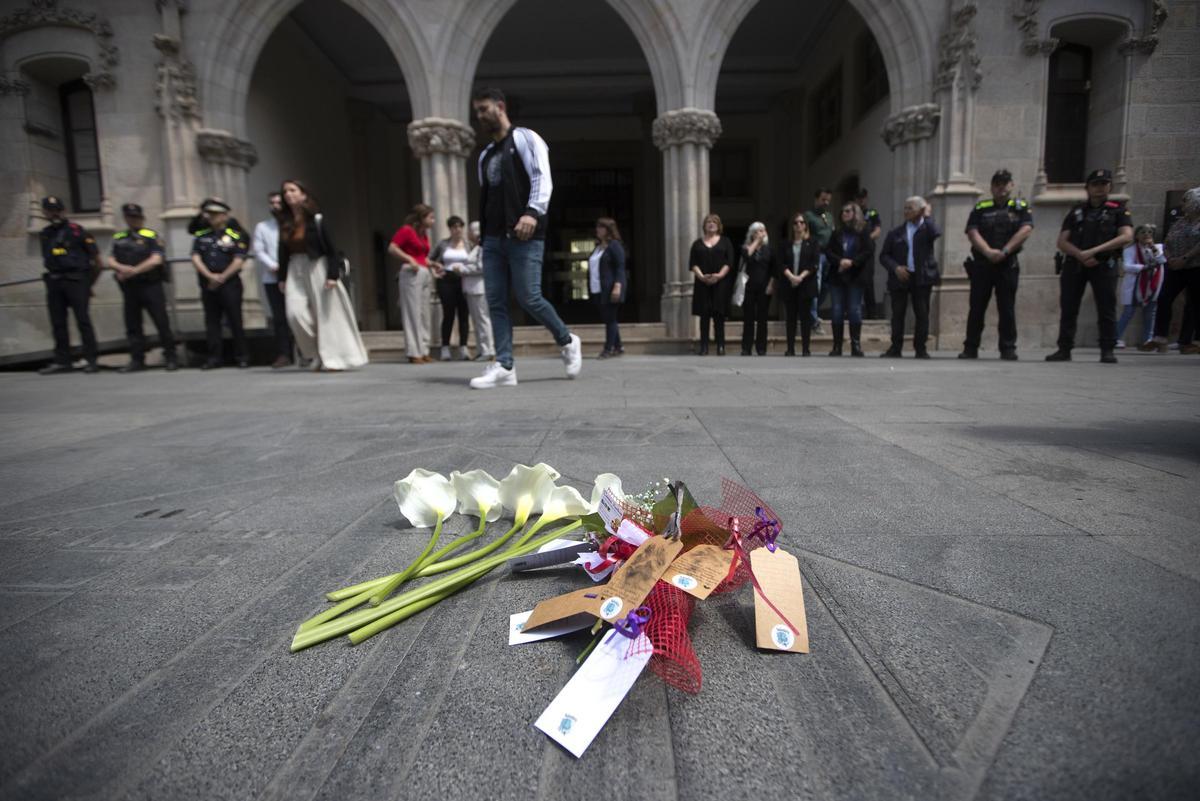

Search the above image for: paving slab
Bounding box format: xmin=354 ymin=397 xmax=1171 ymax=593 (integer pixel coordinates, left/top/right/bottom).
xmin=0 ymin=351 xmax=1197 ymax=801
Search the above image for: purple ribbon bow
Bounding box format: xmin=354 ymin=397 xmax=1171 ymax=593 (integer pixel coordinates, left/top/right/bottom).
xmin=612 ymin=605 xmax=653 ymax=639
xmin=746 ymin=506 xmax=780 ymax=552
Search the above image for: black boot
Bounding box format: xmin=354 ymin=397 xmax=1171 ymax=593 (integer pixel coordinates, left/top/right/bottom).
xmin=850 ymin=324 xmax=864 ymax=357
xmin=1100 ymin=350 xmax=1118 ymax=364
xmin=1045 ymin=349 xmax=1071 ymax=362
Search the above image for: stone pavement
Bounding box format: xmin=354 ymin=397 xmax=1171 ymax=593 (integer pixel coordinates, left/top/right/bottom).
xmin=0 ymin=350 xmax=1197 ymax=801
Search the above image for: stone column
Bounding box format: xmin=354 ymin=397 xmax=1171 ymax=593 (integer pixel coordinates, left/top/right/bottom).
xmin=652 ymin=108 xmax=721 ymax=340
xmin=407 ymin=117 xmax=475 ymax=352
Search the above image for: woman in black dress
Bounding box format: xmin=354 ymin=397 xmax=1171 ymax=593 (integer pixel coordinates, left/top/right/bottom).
xmin=825 ymin=202 xmax=875 ymax=357
xmin=779 ymin=212 xmax=821 ymax=356
xmin=690 ymin=213 xmax=735 ymax=355
xmin=739 ymin=221 xmax=774 ymax=355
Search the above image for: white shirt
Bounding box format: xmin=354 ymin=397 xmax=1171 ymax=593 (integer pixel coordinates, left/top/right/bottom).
xmin=904 ymin=220 xmax=919 ymax=272
xmin=588 ymin=246 xmax=604 ymax=294
xmin=252 ymin=218 xmax=280 ymax=285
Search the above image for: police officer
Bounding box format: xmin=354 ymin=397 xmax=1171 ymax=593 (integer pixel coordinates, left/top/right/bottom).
xmin=857 ymin=188 xmax=883 ymax=317
xmin=960 ymin=169 xmax=1033 ymax=360
xmin=1046 ymin=169 xmax=1134 ymax=363
xmin=191 ymin=198 xmax=250 ymax=369
xmin=108 ymin=203 xmax=178 ymax=372
xmin=38 ymin=196 xmax=100 ymax=374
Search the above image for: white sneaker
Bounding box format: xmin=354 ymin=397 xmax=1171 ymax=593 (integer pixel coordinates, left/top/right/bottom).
xmin=560 ymin=333 xmax=582 ymax=379
xmin=1115 ymin=340 xmax=1126 ymax=349
xmin=458 ymin=345 xmax=470 ymax=361
xmin=469 ymin=362 xmax=517 ymax=389
xmin=440 ymin=345 xmax=452 ymax=361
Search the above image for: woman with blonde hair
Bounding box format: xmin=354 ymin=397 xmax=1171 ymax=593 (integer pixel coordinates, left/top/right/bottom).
xmin=825 ymin=201 xmax=875 ymax=356
xmin=738 ymin=221 xmax=774 ymax=355
xmin=277 ymin=179 xmax=368 ymax=371
xmin=389 ymin=203 xmax=436 ymax=363
xmin=690 ymin=213 xmax=735 ymax=355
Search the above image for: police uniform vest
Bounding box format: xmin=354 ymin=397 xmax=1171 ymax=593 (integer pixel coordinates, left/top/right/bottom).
xmin=1063 ymin=200 xmax=1131 ymax=265
xmin=192 ymin=225 xmax=248 ymax=285
xmin=969 ymin=198 xmax=1031 ymax=258
xmin=112 ymin=227 xmax=166 ymax=282
xmin=40 ymin=221 xmax=95 ymax=275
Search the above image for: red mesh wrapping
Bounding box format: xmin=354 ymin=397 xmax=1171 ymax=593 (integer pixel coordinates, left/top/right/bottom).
xmin=639 ymin=579 xmax=701 ymax=693
xmin=680 ymin=477 xmax=780 ymax=594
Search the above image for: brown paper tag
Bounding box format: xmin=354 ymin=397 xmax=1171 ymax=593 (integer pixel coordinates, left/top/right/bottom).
xmin=523 ymin=536 xmax=684 ymax=632
xmin=665 ymin=544 xmax=734 ymax=600
xmin=749 ymin=547 xmax=809 ymax=653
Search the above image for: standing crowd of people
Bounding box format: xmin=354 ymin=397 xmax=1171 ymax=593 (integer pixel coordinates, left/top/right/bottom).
xmin=32 ymin=87 xmax=1199 ymax=379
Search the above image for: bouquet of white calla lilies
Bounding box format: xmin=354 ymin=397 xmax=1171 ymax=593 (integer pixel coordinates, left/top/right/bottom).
xmin=450 ymin=469 xmax=503 ymax=522
xmin=393 ymin=469 xmax=457 ymax=528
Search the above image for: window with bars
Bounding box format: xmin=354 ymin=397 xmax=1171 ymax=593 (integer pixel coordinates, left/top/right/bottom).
xmin=856 ymin=34 xmax=889 ymax=119
xmin=810 ymin=66 xmax=843 ymax=160
xmin=60 ymin=80 xmax=102 ymax=213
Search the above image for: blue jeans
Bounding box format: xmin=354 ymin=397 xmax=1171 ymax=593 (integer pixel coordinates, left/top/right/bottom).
xmin=1117 ymin=301 xmax=1156 ymax=344
xmin=811 ymin=254 xmax=827 ymax=325
xmin=483 ymin=236 xmax=571 ymax=368
xmin=596 ymin=299 xmax=622 ymax=351
xmin=830 ymin=283 xmax=863 ymax=326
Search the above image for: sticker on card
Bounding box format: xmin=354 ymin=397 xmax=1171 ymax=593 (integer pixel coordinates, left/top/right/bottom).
xmin=534 ymin=632 xmax=652 ymax=757
xmin=509 ymin=610 xmax=593 ymax=645
xmin=597 ymin=489 xmax=625 ymax=533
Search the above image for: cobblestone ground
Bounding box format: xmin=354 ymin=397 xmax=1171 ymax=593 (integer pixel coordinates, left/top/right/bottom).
xmin=0 ymin=350 xmax=1197 ymax=801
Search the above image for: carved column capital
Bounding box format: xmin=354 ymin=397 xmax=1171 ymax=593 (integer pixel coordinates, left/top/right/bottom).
xmin=196 ymin=129 xmax=257 ymax=170
xmin=406 ymin=117 xmax=475 ymax=158
xmin=651 ymin=108 xmax=722 ymax=150
xmin=0 ymin=73 xmax=32 ymax=96
xmin=881 ymin=103 xmax=941 ymax=151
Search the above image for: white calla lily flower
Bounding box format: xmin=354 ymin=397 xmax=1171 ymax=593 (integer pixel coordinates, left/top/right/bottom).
xmin=450 ymin=469 xmax=503 ymax=522
xmin=498 ymin=463 xmax=560 ymax=527
xmin=392 ymin=469 xmax=457 ymax=528
xmin=589 ymin=473 xmax=624 ymax=511
xmin=539 ymin=484 xmax=591 ymax=522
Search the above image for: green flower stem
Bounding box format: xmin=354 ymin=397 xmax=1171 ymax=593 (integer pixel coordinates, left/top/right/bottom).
xmin=414 ymin=518 xmax=524 ymax=577
xmin=418 ymin=511 xmax=490 ymax=569
xmin=325 ymin=575 xmax=389 ymax=603
xmin=368 ymin=513 xmax=446 ymax=606
xmin=289 ymin=521 xmax=580 ymax=653
xmin=347 ymin=567 xmax=481 ymax=646
xmin=298 ymin=586 xmax=376 ymax=632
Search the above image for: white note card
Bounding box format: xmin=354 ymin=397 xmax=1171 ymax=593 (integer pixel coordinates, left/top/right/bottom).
xmin=508 ymin=610 xmax=593 ymax=645
xmin=597 ymin=489 xmax=624 ymax=531
xmin=534 ymin=632 xmax=652 ymax=757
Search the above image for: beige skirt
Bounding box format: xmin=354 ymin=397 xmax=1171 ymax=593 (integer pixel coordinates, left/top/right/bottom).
xmin=284 ymin=254 xmax=369 ymax=370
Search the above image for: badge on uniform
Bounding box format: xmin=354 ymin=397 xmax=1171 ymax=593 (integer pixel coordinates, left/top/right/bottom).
xmin=219 ymin=235 xmax=233 ymax=247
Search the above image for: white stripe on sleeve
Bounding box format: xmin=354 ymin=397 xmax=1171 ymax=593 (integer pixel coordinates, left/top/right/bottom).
xmin=513 ymin=127 xmax=552 ymax=216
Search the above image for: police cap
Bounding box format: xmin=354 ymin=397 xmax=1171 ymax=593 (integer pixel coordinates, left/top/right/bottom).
xmin=201 ymin=198 xmax=231 ymax=214
xmin=41 ymin=196 xmax=64 ymax=211
xmin=121 ymin=202 xmax=145 ymax=217
xmin=1086 ymin=169 xmax=1113 ymax=185
xmin=990 ymin=169 xmax=1013 ymax=185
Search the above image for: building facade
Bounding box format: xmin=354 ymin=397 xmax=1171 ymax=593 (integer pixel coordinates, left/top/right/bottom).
xmin=1 ymin=0 xmax=1195 ymax=361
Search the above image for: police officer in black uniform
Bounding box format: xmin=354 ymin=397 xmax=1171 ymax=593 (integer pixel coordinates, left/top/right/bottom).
xmin=857 ymin=188 xmax=883 ymax=317
xmin=959 ymin=170 xmax=1033 ymax=360
xmin=191 ymin=198 xmax=250 ymax=369
xmin=1046 ymin=169 xmax=1134 ymax=363
xmin=38 ymin=196 xmax=101 ymax=374
xmin=108 ymin=203 xmax=178 ymax=372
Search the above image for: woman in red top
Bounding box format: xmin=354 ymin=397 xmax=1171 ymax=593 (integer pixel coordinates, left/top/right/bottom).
xmin=389 ymin=204 xmax=435 ymax=363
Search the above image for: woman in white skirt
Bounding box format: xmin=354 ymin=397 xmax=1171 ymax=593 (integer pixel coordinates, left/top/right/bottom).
xmin=278 ymin=179 xmax=368 ymax=371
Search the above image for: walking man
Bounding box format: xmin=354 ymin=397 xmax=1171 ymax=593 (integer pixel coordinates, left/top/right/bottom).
xmin=468 ymin=87 xmax=580 ymax=389
xmin=1046 ymin=169 xmax=1133 ymax=363
xmin=108 ymin=202 xmax=178 ymax=371
xmin=38 ymin=196 xmax=100 ymax=374
xmin=960 ymin=169 xmax=1033 ymax=360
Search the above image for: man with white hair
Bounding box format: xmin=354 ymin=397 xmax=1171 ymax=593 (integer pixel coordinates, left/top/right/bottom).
xmin=878 ymin=196 xmax=941 ymax=358
xmin=1152 ymin=186 xmax=1200 ymax=354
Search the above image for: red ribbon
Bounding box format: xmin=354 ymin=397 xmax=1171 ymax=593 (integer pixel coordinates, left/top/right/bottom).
xmin=583 ymin=534 xmax=638 ymax=575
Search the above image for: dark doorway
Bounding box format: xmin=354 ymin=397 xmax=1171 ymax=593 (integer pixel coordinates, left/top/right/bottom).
xmin=1045 ymin=43 xmax=1091 ymax=184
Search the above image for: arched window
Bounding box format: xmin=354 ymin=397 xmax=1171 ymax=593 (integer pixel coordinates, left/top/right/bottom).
xmin=1044 ymin=43 xmax=1091 ymax=183
xmin=60 ymin=79 xmax=102 ymax=212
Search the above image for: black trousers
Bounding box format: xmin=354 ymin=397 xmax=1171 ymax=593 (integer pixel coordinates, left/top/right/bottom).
xmin=437 ymin=277 xmax=470 ymax=347
xmin=890 ymin=284 xmax=932 ymax=352
xmin=597 ymin=299 xmax=622 ymax=351
xmin=783 ymin=289 xmax=813 ymax=352
xmin=964 ymin=261 xmax=1019 ymax=352
xmin=1153 ymin=268 xmax=1200 ymax=343
xmin=201 ymin=277 xmax=246 ymax=364
xmin=1056 ymin=263 xmax=1118 ymax=351
xmin=698 ymin=313 xmax=726 ymax=349
xmin=44 ymin=275 xmax=97 ymax=365
xmin=740 ymin=282 xmax=770 ymax=354
xmin=121 ymin=280 xmax=176 ymax=363
xmin=263 ymin=282 xmax=293 ymax=361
